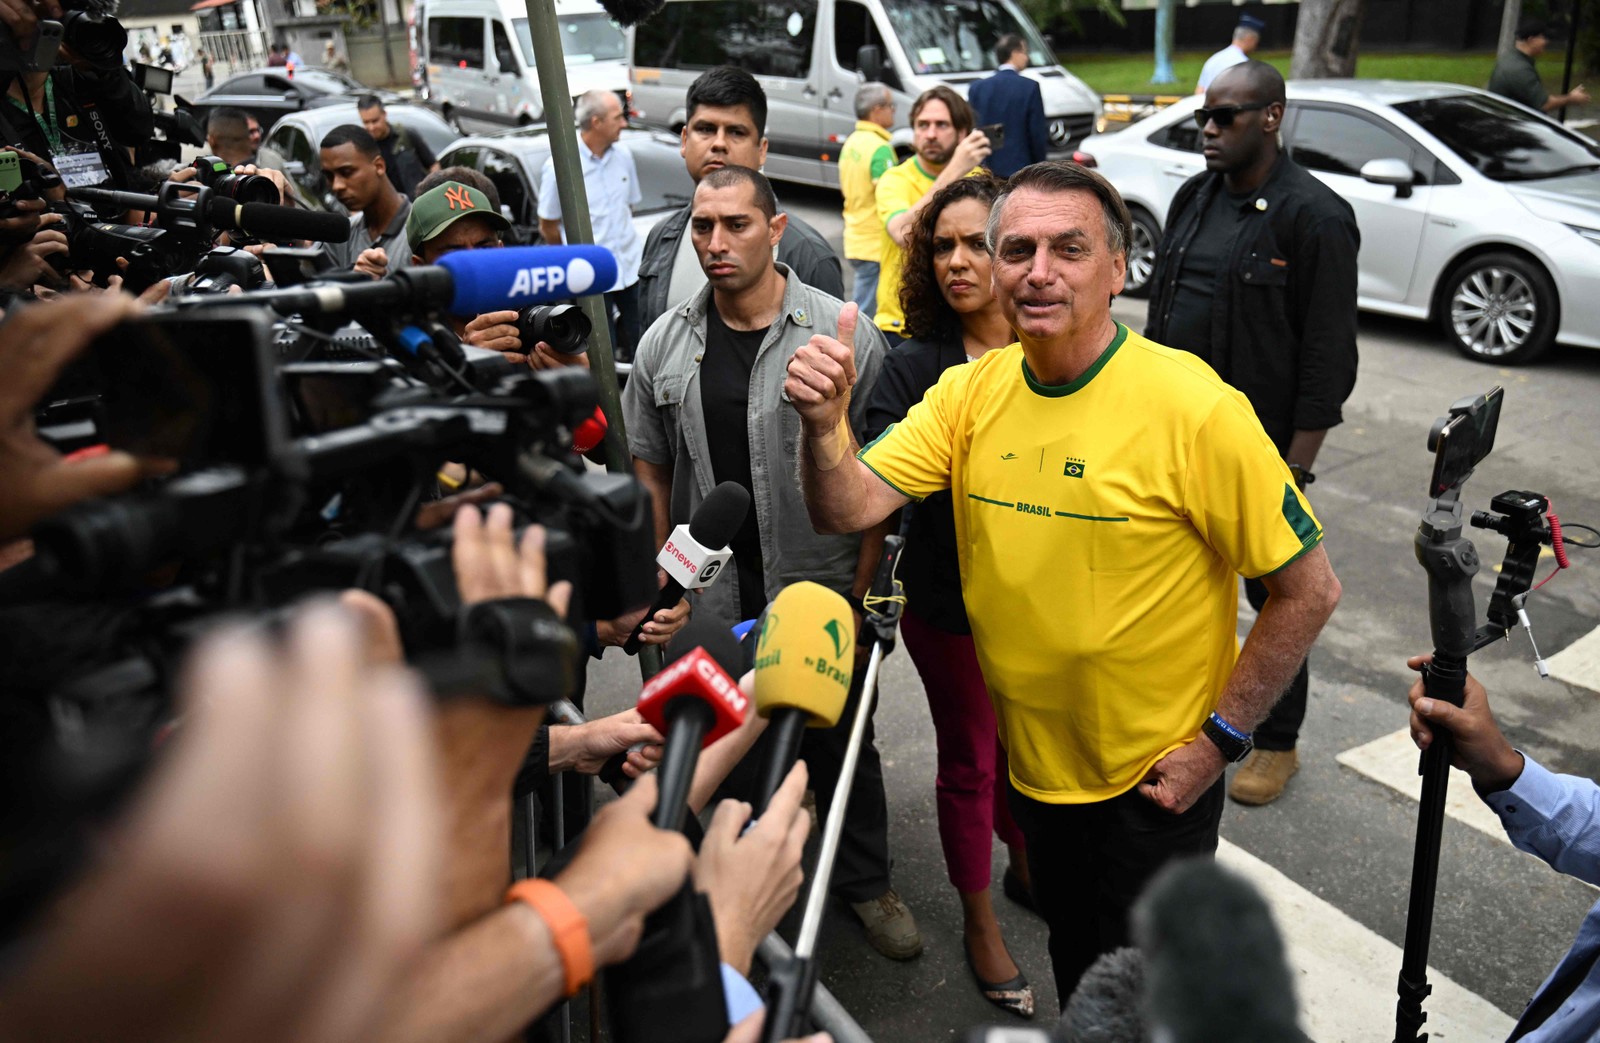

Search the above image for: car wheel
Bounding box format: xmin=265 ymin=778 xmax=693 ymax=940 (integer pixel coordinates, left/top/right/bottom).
xmin=1121 ymin=207 xmax=1160 ymax=299
xmin=1440 ymin=251 xmax=1557 ymax=365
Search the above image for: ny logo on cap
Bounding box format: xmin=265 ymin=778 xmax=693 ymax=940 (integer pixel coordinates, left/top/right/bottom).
xmin=445 ymin=186 xmax=476 ymax=211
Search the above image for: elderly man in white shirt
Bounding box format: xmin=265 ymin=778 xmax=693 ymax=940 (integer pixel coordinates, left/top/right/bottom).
xmin=537 ymin=89 xmax=644 ymax=360
xmin=1196 ymin=14 xmax=1266 ymax=95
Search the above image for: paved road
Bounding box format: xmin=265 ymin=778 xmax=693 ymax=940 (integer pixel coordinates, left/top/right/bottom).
xmin=583 ymin=181 xmax=1600 ymax=1041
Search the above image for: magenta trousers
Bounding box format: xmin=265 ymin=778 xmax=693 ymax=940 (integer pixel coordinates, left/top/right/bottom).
xmin=898 ymin=607 xmax=1026 ymax=894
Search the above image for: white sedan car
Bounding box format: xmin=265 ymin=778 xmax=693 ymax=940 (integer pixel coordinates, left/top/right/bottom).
xmin=1078 ymin=81 xmax=1600 ymax=364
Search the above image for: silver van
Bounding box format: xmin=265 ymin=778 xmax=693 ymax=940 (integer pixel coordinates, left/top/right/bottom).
xmin=419 ymin=0 xmax=630 ymax=132
xmin=627 ymin=0 xmax=1102 ymax=189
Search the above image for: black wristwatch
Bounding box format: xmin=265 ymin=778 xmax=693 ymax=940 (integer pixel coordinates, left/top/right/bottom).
xmin=1201 ymin=712 xmax=1254 ymax=763
xmin=457 ymin=597 xmax=579 ymax=707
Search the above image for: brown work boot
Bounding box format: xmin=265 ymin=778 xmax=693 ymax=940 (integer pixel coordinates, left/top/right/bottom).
xmin=1228 ymin=748 xmax=1299 ymax=806
xmin=849 ymin=889 xmax=924 ymax=960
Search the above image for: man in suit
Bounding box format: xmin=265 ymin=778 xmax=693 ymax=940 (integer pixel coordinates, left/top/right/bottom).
xmin=967 ymin=34 xmax=1047 ymax=178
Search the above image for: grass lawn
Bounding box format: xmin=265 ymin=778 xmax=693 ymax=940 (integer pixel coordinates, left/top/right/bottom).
xmin=1058 ymin=49 xmax=1554 ymax=96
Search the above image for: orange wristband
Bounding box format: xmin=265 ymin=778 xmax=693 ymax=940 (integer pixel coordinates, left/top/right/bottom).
xmin=505 ymin=879 xmax=594 ymax=997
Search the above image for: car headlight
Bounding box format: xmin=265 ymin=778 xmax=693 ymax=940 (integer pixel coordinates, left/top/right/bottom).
xmin=1568 ymin=224 xmax=1600 ymax=247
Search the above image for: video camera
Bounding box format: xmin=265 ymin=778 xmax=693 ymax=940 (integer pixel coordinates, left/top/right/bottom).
xmin=0 ymin=0 xmax=127 ymax=72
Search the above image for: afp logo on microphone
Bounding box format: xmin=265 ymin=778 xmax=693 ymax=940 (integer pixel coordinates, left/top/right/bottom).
xmin=508 ymin=257 xmax=600 ymax=299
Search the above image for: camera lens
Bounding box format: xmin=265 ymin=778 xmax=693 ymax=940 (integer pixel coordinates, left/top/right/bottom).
xmin=61 ymin=11 xmax=127 ymax=67
xmin=215 ymin=172 xmax=281 ymax=205
xmin=517 ymin=304 xmax=591 ymax=355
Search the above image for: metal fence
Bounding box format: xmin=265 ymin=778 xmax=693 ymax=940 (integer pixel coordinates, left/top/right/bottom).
xmin=198 ymin=30 xmax=270 ymax=76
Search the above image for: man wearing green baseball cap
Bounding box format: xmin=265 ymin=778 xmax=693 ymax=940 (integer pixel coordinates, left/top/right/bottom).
xmin=406 ymin=177 xmax=566 ymax=368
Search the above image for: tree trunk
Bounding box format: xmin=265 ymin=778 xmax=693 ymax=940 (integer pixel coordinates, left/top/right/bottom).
xmin=1499 ymin=0 xmax=1525 ymax=57
xmin=1289 ymin=0 xmax=1370 ymax=79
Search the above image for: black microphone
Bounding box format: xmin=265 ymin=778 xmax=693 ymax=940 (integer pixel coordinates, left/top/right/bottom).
xmin=211 ymin=200 xmax=352 ymax=243
xmin=1132 ymin=858 xmax=1306 ymax=1043
xmin=634 ymin=615 xmax=747 ymax=833
xmin=1059 ymin=947 xmax=1145 ymax=1043
xmin=622 ymin=481 xmax=749 ymax=655
xmin=595 ymin=0 xmax=665 ymax=26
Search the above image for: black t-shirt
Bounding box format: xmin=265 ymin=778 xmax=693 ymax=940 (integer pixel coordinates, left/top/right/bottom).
xmin=699 ymin=300 xmax=769 ymax=621
xmin=378 ymin=126 xmax=435 ymax=198
xmin=861 ymin=335 xmax=971 ymax=634
xmin=1161 ymin=189 xmax=1249 ymax=360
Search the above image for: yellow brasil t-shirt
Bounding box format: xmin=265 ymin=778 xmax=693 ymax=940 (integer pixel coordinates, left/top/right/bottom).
xmin=839 ymin=121 xmax=894 ymax=263
xmin=873 ymin=155 xmax=937 ymax=334
xmin=858 ymin=325 xmax=1324 ymax=803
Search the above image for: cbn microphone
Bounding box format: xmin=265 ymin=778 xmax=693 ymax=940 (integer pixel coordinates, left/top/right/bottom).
xmin=749 ymin=582 xmax=855 ymax=817
xmin=438 ymin=243 xmax=619 ymax=314
xmin=636 ymin=615 xmax=747 ymax=833
xmin=213 ymin=200 xmax=353 ymax=243
xmin=622 ymin=480 xmax=750 ymax=655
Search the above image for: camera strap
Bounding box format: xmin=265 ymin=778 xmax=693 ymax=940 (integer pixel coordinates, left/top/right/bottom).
xmin=14 ymin=75 xmax=63 ymax=154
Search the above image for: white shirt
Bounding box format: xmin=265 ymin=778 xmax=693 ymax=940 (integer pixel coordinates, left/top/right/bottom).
xmin=1197 ymin=43 xmax=1249 ymax=92
xmin=537 ymin=140 xmax=643 ymax=291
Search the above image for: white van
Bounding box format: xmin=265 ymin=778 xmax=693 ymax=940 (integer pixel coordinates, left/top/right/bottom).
xmin=418 ymin=0 xmax=630 ymax=131
xmin=627 ymin=0 xmax=1102 ymax=189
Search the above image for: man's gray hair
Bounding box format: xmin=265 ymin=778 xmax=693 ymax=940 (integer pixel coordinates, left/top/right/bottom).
xmin=1233 ymin=25 xmax=1260 ymax=43
xmin=854 ymin=82 xmax=892 ymax=119
xmin=985 ymin=161 xmax=1132 ymax=259
xmin=574 ymin=89 xmax=614 ymax=130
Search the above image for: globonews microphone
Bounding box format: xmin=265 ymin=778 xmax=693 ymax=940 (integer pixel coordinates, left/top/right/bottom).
xmin=622 ymin=480 xmax=750 ymax=655
xmin=636 ymin=615 xmax=747 ymax=833
xmin=748 ymin=582 xmax=855 ymax=816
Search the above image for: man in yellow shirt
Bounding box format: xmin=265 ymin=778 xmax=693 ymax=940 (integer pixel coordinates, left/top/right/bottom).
xmin=874 ymin=85 xmax=991 ymax=342
xmin=838 ymin=83 xmax=896 ymax=318
xmin=783 ymin=161 xmax=1342 ymax=1002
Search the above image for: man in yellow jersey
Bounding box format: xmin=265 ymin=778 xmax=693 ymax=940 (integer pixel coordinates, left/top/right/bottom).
xmin=784 ymin=161 xmax=1342 ymax=1003
xmin=838 ymin=82 xmax=896 ymax=319
xmin=873 ymin=85 xmax=991 ymax=343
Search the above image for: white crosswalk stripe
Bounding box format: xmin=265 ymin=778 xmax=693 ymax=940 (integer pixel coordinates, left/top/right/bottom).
xmin=1336 ymin=728 xmax=1514 ymax=848
xmin=1546 ymin=623 xmax=1600 ymax=695
xmin=1220 ymin=840 xmax=1516 ymax=1042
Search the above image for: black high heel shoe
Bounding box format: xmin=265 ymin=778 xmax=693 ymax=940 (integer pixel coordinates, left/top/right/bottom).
xmin=964 ymin=940 xmax=1034 ymax=1019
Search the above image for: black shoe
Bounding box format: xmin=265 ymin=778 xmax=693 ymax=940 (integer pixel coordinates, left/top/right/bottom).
xmin=1002 ymin=866 xmax=1038 ymax=916
xmin=963 ymin=940 xmax=1034 ymax=1019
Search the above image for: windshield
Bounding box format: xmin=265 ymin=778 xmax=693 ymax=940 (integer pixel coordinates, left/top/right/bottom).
xmin=880 ymin=0 xmax=1052 ymax=76
xmin=514 ymin=13 xmax=626 ymax=66
xmin=292 ymin=69 xmax=364 ymax=93
xmin=1394 ymin=94 xmax=1600 ymax=182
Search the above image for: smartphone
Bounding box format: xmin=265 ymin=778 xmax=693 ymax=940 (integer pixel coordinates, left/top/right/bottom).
xmin=89 ymin=308 xmax=288 ymax=469
xmin=0 ymin=150 xmax=20 ymax=195
xmin=978 ymin=122 xmax=1006 ymax=152
xmin=1427 ymin=386 xmax=1503 ymax=497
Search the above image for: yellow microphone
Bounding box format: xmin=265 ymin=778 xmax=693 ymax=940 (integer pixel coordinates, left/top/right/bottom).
xmin=750 ymin=581 xmax=856 ymax=816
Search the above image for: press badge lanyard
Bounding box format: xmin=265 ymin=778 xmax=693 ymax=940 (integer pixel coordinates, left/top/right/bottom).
xmin=12 ymin=76 xmax=63 ymax=154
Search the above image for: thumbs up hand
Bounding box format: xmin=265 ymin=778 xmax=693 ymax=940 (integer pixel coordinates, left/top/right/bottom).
xmin=785 ymin=301 xmax=861 ymax=438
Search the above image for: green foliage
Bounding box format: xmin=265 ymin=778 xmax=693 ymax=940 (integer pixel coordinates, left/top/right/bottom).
xmin=316 ymin=0 xmax=381 ymax=31
xmin=1058 ymin=48 xmax=1531 ymax=94
xmin=1020 ymin=0 xmax=1124 ymax=39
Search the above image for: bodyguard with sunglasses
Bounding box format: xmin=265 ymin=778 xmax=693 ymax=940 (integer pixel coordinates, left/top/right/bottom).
xmin=1146 ymin=60 xmax=1359 ymax=808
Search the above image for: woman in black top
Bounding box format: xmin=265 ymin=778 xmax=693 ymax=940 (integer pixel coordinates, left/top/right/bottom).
xmin=861 ymin=172 xmax=1035 ymax=1018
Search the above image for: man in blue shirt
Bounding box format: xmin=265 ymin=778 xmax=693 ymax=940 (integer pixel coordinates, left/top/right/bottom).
xmin=966 ymin=34 xmax=1047 ymax=177
xmin=1409 ymin=659 xmax=1600 ymax=1040
xmin=537 ymin=89 xmax=644 ymax=360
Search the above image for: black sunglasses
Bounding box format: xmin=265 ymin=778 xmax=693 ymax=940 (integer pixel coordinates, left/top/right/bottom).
xmin=1193 ymin=101 xmax=1272 ymax=129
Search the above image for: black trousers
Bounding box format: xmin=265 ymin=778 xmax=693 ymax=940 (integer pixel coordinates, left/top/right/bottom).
xmin=715 ymin=667 xmax=892 ymax=903
xmin=1245 ymin=577 xmax=1309 ymax=751
xmin=1007 ymin=776 xmax=1226 ymax=1004
xmin=605 ymin=281 xmax=642 ymax=362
